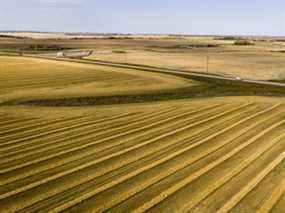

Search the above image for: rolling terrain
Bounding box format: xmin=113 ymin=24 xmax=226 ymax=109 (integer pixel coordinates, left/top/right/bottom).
xmin=0 ymin=56 xmax=193 ymax=103
xmin=1 ymin=53 xmax=285 ymax=212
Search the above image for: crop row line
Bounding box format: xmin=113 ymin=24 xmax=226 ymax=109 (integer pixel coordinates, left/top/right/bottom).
xmin=178 ymin=123 xmax=285 ymax=212
xmin=0 ymin=103 xmax=258 ymax=210
xmin=0 ymin=115 xmax=86 ymax=143
xmin=257 ymin=176 xmax=285 ymax=213
xmin=0 ymin=104 xmax=219 ymax=184
xmin=97 ymin=108 xmax=285 ymax=212
xmin=108 ymin=121 xmax=285 ymax=213
xmin=0 ymin=111 xmax=141 ymax=155
xmin=0 ymin=103 xmax=244 ymax=196
xmin=217 ymin=152 xmax=285 ymax=213
xmin=30 ymin=104 xmax=283 ymax=212
xmin=0 ymin=107 xmax=177 ymax=169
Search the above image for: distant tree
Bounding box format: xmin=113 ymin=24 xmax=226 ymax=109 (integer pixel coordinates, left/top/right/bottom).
xmin=234 ymin=40 xmax=255 ymax=46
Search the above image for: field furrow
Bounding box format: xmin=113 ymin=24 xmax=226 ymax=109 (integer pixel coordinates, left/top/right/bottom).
xmin=0 ymin=115 xmax=89 ymax=145
xmin=106 ymin=106 xmax=285 ymax=213
xmin=0 ymin=111 xmax=143 ymax=158
xmin=1 ymin=52 xmax=285 ymax=212
xmin=0 ymin=117 xmax=39 ymax=130
xmin=62 ymin=106 xmax=284 ymax=212
xmin=225 ymin=162 xmax=285 ymax=213
xmin=0 ymin=106 xmax=185 ymax=172
xmin=22 ymin=104 xmax=285 ymax=212
xmin=0 ymin=118 xmax=44 ymax=136
xmin=217 ymin=153 xmax=285 ymax=213
xmin=0 ymin=103 xmax=228 ymax=187
xmin=190 ymin=136 xmax=285 ymax=213
xmin=0 ymin=102 xmax=276 ymax=211
xmin=0 ymin=108 xmax=181 ymax=160
xmin=0 ymin=70 xmax=137 ymax=94
xmin=0 ymin=112 xmax=135 ymax=145
xmin=0 ymin=104 xmax=255 ymax=210
xmin=270 ymin=193 xmax=285 ymax=213
xmin=0 ymin=111 xmax=141 ymax=154
xmin=257 ymin=178 xmax=285 ymax=213
xmin=0 ymin=100 xmax=284 ymax=212
xmin=146 ymin=122 xmax=285 ymax=213
xmin=0 ymin=104 xmax=223 ymax=167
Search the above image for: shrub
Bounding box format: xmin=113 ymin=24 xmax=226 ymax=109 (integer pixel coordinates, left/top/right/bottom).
xmin=234 ymin=40 xmax=255 ymax=46
xmin=112 ymin=50 xmax=127 ymax=54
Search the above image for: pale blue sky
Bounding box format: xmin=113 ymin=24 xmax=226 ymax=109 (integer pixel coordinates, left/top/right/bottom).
xmin=1 ymin=0 xmax=284 ymax=35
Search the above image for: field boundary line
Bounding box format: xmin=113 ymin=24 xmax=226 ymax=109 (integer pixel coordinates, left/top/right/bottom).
xmin=21 ymin=55 xmax=285 ymax=89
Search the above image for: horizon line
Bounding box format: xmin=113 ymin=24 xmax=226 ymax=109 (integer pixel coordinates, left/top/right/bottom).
xmin=0 ymin=30 xmax=284 ymax=38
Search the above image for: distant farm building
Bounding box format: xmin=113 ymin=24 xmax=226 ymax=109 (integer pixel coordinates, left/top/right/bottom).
xmin=57 ymin=50 xmax=93 ymax=59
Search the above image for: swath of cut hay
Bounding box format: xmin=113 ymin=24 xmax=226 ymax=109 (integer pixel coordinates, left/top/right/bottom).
xmin=0 ymin=100 xmax=284 ymax=212
xmin=1 ymin=55 xmax=285 ymax=212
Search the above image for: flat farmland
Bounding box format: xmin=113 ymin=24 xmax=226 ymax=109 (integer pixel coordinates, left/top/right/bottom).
xmin=0 ymin=56 xmax=193 ymax=103
xmin=87 ymin=48 xmax=285 ymax=81
xmin=0 ymin=97 xmax=285 ymax=212
xmin=66 ymin=36 xmax=285 ymax=81
xmin=2 ymin=36 xmax=285 ymax=81
xmin=1 ymin=55 xmax=285 ymax=212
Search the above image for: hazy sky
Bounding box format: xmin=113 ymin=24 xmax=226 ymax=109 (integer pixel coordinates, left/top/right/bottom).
xmin=1 ymin=0 xmax=284 ymax=35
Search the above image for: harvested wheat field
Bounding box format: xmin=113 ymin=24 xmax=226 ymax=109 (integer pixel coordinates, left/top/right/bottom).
xmin=1 ymin=56 xmax=285 ymax=212
xmin=0 ymin=56 xmax=193 ymax=103
xmin=0 ymin=96 xmax=285 ymax=212
xmin=2 ymin=0 xmax=285 ymax=211
xmin=86 ymin=41 xmax=285 ymax=81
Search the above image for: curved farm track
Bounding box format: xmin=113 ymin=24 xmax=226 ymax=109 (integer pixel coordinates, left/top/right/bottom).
xmin=0 ymin=98 xmax=285 ymax=212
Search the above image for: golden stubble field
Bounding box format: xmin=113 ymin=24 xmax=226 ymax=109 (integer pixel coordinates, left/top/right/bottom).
xmin=0 ymin=56 xmax=193 ymax=103
xmin=0 ymin=56 xmax=285 ymax=212
xmin=88 ymin=45 xmax=285 ymax=81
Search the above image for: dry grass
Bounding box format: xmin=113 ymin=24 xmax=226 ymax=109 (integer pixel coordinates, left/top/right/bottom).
xmin=87 ymin=47 xmax=285 ymax=81
xmin=0 ymin=56 xmax=193 ymax=103
xmin=1 ymin=36 xmax=285 ymax=81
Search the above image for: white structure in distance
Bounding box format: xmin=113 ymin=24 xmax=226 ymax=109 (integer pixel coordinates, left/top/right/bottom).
xmin=57 ymin=50 xmax=93 ymax=59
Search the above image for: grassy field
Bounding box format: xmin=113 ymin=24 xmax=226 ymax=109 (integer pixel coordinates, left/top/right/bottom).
xmin=1 ymin=37 xmax=285 ymax=212
xmin=2 ymin=56 xmax=285 ymax=107
xmin=1 ymin=36 xmax=285 ymax=80
xmin=87 ymin=48 xmax=285 ymax=80
xmin=84 ymin=36 xmax=285 ymax=81
xmin=0 ymin=56 xmax=193 ymax=103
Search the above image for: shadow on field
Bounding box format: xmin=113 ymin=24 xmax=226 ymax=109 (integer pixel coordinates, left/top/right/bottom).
xmin=2 ymin=76 xmax=285 ymax=107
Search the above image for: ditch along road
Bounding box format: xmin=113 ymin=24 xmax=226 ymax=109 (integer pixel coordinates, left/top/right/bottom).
xmin=24 ymin=54 xmax=285 ymax=88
